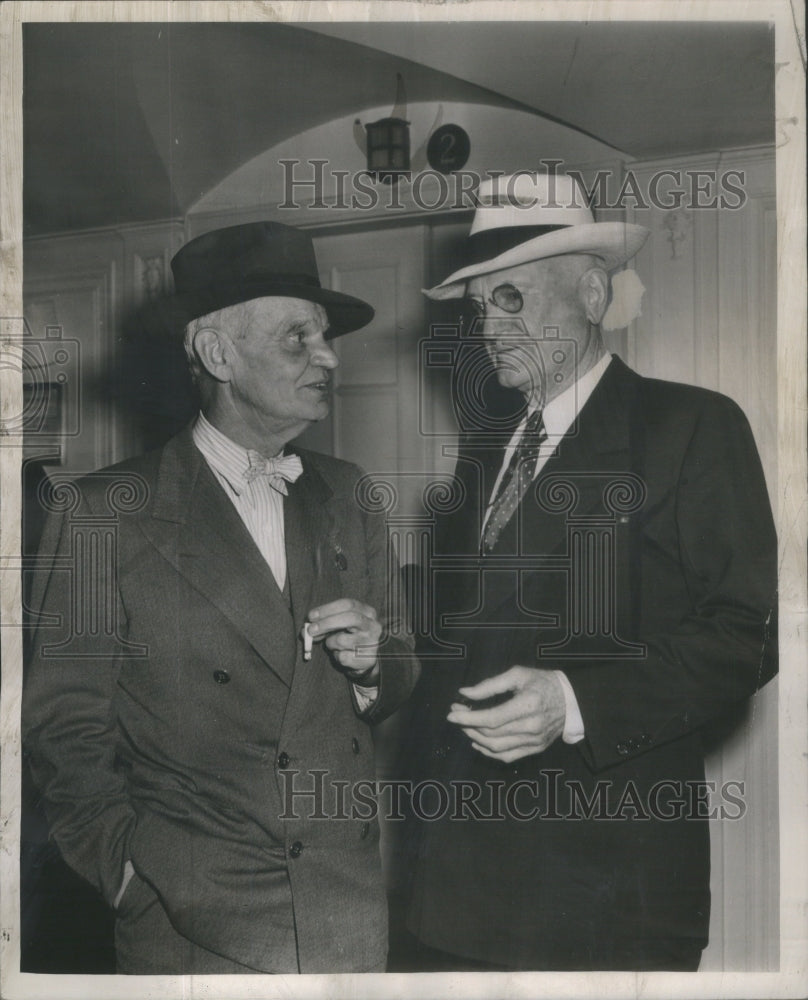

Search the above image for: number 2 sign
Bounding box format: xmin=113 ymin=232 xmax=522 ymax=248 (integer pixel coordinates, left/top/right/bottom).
xmin=426 ymin=124 xmax=471 ymax=173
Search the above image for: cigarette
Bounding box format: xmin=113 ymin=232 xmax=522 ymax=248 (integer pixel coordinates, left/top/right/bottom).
xmin=302 ymin=622 xmax=313 ymax=661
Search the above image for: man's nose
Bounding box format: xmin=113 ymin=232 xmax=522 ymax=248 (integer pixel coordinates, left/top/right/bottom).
xmin=310 ymin=338 xmax=340 ymax=369
xmin=484 ymin=316 xmax=524 ymax=345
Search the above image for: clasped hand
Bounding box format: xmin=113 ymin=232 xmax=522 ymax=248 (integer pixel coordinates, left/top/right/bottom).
xmin=307 ymin=598 xmax=381 ymax=681
xmin=447 ymin=666 xmax=566 ymax=763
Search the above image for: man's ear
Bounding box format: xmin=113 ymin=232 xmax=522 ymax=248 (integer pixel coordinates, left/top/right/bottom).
xmin=578 ymin=268 xmax=610 ymax=326
xmin=193 ymin=327 xmax=233 ymax=383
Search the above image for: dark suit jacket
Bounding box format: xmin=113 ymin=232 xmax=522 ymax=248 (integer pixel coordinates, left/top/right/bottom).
xmin=405 ymin=356 xmax=777 ymax=968
xmin=23 ymin=427 xmax=419 ymax=973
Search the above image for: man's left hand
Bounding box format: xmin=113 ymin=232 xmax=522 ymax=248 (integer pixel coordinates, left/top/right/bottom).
xmin=447 ymin=666 xmax=566 ymax=762
xmin=308 ymin=598 xmax=381 ymax=682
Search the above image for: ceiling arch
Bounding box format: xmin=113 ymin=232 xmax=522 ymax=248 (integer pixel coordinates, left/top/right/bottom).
xmin=23 ymin=20 xmax=774 ymax=236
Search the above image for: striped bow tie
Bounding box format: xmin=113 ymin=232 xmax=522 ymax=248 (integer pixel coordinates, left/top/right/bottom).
xmin=243 ymin=451 xmax=304 ymax=495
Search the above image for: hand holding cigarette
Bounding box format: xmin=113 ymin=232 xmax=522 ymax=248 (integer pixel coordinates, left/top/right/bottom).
xmin=304 ymin=598 xmax=381 ymax=684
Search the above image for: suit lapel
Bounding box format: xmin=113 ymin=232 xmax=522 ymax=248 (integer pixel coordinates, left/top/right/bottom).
xmin=496 ymin=356 xmax=637 ymax=560
xmin=283 ymin=451 xmax=336 ymax=636
xmin=279 ymin=452 xmax=350 ymax=739
xmin=446 ymin=435 xmax=515 ymax=556
xmin=140 ymin=428 xmax=297 ymax=687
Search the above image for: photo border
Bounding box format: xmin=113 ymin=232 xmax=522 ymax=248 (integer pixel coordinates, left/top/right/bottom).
xmin=1 ymin=2 xmax=805 ymax=998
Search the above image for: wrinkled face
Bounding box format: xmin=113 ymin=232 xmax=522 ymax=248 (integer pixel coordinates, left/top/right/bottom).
xmin=223 ymin=296 xmax=338 ymax=443
xmin=466 ymin=256 xmax=601 ymax=405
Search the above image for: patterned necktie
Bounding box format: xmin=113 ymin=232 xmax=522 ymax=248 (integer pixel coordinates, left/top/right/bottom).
xmin=243 ymin=451 xmax=304 ymax=495
xmin=483 ymin=409 xmax=548 ymax=551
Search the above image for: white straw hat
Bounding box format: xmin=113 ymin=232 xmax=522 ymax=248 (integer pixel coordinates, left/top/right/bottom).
xmin=425 ymin=172 xmax=649 ymax=300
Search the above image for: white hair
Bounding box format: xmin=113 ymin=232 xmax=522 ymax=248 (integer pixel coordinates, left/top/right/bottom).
xmin=183 ymin=301 xmax=250 ymax=384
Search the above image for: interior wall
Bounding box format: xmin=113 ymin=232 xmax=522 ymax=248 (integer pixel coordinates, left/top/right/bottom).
xmin=626 ymin=148 xmax=778 ymax=971
xmin=23 ymin=221 xmax=186 ymax=475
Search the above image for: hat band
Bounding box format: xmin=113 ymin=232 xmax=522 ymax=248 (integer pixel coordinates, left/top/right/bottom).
xmin=176 ymin=271 xmax=322 ymax=297
xmin=239 ymin=270 xmax=321 ymax=288
xmin=466 ymin=225 xmax=570 ymax=268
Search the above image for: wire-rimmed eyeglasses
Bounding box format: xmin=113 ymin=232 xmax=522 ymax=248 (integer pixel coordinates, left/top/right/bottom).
xmin=466 ymin=283 xmax=524 ymax=317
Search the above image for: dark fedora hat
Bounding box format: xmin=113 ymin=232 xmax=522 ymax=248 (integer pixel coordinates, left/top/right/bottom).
xmin=167 ymin=221 xmax=374 ymax=335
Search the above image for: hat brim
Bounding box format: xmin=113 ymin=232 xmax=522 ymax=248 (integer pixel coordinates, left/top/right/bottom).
xmin=145 ymin=280 xmax=374 ymax=338
xmin=424 ymin=223 xmax=649 ymax=300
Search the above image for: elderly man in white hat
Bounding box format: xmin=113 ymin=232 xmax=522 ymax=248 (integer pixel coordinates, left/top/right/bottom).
xmin=400 ymin=172 xmax=777 ymax=972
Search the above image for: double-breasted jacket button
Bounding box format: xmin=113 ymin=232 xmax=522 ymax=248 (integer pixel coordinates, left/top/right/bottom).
xmin=277 ymin=751 xmax=291 ymax=769
xmin=352 ymin=737 xmax=361 ymax=755
xmin=616 ymin=741 xmax=631 ymax=756
xmin=213 ymin=670 xmax=230 ymax=685
xmin=360 ymin=822 xmax=370 ymax=840
xmin=289 ymin=841 xmax=303 ymax=859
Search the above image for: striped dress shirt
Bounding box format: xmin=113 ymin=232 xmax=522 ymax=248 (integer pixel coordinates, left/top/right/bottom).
xmin=193 ymin=412 xmax=291 ymax=591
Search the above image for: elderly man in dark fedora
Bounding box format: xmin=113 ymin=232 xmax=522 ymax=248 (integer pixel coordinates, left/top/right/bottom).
xmin=401 ymin=172 xmax=777 ymax=971
xmin=23 ymin=222 xmax=419 ymax=974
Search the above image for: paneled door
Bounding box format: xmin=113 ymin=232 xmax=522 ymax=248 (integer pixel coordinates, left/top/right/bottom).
xmin=299 ymin=224 xmax=429 ymax=521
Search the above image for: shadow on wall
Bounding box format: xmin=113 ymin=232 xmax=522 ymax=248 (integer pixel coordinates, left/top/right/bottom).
xmin=116 ymin=295 xmax=200 ymax=454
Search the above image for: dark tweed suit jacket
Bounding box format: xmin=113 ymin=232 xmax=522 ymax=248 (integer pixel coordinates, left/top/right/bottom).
xmin=23 ymin=427 xmax=419 ymax=973
xmin=405 ymin=355 xmax=777 ymax=969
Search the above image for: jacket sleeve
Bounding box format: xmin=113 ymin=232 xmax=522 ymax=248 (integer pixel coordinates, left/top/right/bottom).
xmin=22 ymin=503 xmax=137 ymax=907
xmin=350 ymin=479 xmax=420 ymax=725
xmin=564 ymin=395 xmax=777 ymax=772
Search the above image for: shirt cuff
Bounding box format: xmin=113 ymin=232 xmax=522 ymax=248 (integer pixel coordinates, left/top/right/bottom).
xmin=114 ymin=859 xmax=135 ymax=909
xmin=553 ymin=670 xmax=585 ymax=744
xmin=352 ymin=684 xmax=379 ymax=712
